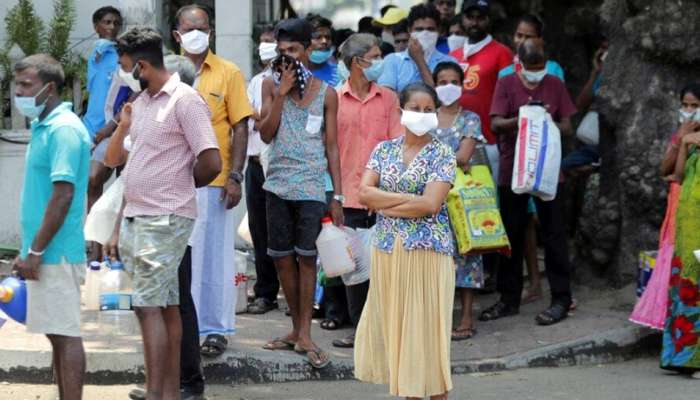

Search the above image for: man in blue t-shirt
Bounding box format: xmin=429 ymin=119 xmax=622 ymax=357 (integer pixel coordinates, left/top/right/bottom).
xmin=378 ymin=3 xmax=456 ymax=92
xmin=306 ymin=14 xmax=338 ymax=87
xmin=13 ymin=54 xmax=91 ymax=400
xmin=83 ymin=6 xmax=126 ymax=262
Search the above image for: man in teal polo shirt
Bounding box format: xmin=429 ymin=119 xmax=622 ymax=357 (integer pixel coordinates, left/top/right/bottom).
xmin=13 ymin=54 xmax=91 ymax=399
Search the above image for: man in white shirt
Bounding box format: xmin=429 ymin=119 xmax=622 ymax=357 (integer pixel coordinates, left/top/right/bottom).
xmin=246 ymin=26 xmax=280 ymax=314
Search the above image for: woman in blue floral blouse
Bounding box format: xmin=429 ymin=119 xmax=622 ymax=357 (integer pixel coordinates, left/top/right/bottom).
xmin=354 ymin=82 xmax=457 ymax=399
xmin=432 ymin=61 xmax=486 ymax=342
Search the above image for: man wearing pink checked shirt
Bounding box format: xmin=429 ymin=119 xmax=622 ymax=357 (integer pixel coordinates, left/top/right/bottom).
xmin=112 ymin=27 xmax=221 ymax=400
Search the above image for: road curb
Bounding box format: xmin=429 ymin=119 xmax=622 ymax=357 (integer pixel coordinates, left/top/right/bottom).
xmin=0 ymin=325 xmax=659 ymax=385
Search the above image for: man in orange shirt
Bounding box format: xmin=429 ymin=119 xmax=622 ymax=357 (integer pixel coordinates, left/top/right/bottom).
xmin=331 ymin=33 xmax=402 ymax=348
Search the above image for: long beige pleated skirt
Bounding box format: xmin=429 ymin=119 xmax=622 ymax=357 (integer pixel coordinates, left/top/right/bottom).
xmin=354 ymin=238 xmax=456 ymax=398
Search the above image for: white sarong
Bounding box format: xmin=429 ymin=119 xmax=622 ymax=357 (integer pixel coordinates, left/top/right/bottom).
xmin=190 ymin=186 xmax=238 ymax=336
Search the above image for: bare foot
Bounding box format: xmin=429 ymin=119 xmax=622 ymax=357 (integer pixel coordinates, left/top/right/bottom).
xmin=522 ymin=286 xmax=543 ymax=304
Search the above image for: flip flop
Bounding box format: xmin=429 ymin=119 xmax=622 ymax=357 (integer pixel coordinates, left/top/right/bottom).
xmin=451 ymin=327 xmax=476 ymax=341
xmin=295 ymin=345 xmax=331 ymax=369
xmin=262 ymin=337 xmax=296 ymax=351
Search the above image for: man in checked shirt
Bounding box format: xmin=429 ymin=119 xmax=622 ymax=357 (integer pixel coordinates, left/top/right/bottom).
xmin=113 ymin=27 xmax=221 ymax=400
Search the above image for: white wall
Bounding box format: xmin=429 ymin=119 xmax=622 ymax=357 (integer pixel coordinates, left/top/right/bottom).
xmin=0 ymin=134 xmax=28 ymax=248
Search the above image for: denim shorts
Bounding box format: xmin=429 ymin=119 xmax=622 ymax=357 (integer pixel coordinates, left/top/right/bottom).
xmin=266 ymin=191 xmax=326 ymax=258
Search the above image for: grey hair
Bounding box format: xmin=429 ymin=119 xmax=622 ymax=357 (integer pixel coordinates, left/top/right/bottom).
xmin=164 ymin=54 xmax=196 ymax=86
xmin=339 ymin=33 xmax=380 ymax=70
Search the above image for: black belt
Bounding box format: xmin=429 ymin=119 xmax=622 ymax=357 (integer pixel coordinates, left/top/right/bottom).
xmin=249 ymin=155 xmax=261 ymax=164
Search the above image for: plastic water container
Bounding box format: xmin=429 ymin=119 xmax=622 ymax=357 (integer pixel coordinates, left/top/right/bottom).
xmin=85 ymin=261 xmax=103 ymax=311
xmin=99 ymin=261 xmax=138 ymax=335
xmin=0 ymin=276 xmax=27 ymax=323
xmin=316 ymin=217 xmax=355 ymax=278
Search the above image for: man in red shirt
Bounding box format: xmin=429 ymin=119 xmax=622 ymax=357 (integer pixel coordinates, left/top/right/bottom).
xmin=482 ymin=38 xmax=577 ymax=326
xmin=449 ymin=0 xmax=511 ymax=181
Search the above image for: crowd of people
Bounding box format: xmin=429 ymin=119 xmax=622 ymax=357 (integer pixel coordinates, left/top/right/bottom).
xmin=9 ymin=0 xmax=699 ymax=399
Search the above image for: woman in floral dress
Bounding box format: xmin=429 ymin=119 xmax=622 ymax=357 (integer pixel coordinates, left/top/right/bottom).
xmin=431 ymin=61 xmax=486 ymax=340
xmin=355 ymin=82 xmax=456 ymax=399
xmin=662 ymin=82 xmax=700 ymax=377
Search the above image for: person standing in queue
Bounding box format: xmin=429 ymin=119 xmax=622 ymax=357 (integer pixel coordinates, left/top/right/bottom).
xmin=355 ymin=82 xmax=456 ymax=399
xmin=258 ymin=18 xmax=343 ymax=369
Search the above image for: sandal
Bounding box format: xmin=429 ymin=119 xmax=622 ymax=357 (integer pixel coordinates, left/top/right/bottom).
xmin=262 ymin=337 xmax=296 ymax=351
xmin=535 ymin=303 xmax=569 ymax=326
xmin=332 ymin=333 xmax=355 ymax=348
xmin=320 ymin=318 xmax=342 ymax=330
xmin=295 ymin=344 xmax=331 ymax=369
xmin=478 ymin=302 xmax=519 ymax=321
xmin=451 ymin=327 xmax=476 ymax=341
xmin=200 ymin=334 xmax=227 ymax=358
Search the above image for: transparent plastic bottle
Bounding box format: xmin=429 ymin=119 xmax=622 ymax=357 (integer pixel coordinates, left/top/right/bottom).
xmin=98 ymin=261 xmax=138 ymax=336
xmin=84 ymin=261 xmax=102 ymax=311
xmin=316 ymin=217 xmax=355 ymax=277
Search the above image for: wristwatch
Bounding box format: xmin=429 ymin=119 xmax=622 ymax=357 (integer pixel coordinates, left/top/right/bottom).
xmin=333 ymin=194 xmax=345 ymax=205
xmin=228 ymin=171 xmax=244 ymax=184
xmin=28 ymin=247 xmax=45 ymax=256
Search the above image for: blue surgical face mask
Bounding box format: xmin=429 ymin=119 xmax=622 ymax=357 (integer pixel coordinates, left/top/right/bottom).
xmin=361 ymin=58 xmax=384 ymax=82
xmin=310 ymin=48 xmax=333 ymax=64
xmin=14 ymin=83 xmax=50 ymax=120
xmin=520 ymin=63 xmax=547 ymax=84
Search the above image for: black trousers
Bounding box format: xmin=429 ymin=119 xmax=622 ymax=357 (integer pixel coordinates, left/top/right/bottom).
xmin=324 ymin=209 xmax=374 ymax=326
xmin=179 ymin=246 xmax=204 ymax=394
xmin=496 ymin=186 xmax=572 ymax=309
xmin=245 ymin=158 xmax=280 ymax=302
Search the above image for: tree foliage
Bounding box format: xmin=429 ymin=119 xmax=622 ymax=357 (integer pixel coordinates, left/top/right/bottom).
xmin=4 ymin=0 xmax=45 ymax=57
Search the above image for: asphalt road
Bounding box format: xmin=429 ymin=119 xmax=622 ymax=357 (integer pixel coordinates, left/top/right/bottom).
xmin=1 ymin=358 xmax=697 ymax=400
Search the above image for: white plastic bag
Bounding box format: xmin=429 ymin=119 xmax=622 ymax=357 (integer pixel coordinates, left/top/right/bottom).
xmin=84 ymin=177 xmax=124 ymax=245
xmin=260 ymin=144 xmax=271 ymax=177
xmin=511 ymin=105 xmax=562 ymax=201
xmin=341 ymin=227 xmax=373 ymax=286
xmin=237 ymin=213 xmax=253 ymax=248
xmin=576 ymin=111 xmax=599 ymax=145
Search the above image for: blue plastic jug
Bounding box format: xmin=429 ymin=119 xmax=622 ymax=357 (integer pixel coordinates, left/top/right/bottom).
xmin=0 ymin=276 xmax=27 ymax=323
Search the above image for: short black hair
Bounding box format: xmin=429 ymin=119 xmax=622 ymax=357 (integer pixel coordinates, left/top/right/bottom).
xmin=380 ymin=5 xmax=397 ymax=17
xmin=175 ymin=4 xmax=212 ymax=29
xmin=260 ymin=23 xmax=276 ymax=36
xmin=399 ymin=82 xmax=439 ymax=109
xmin=433 ymin=61 xmax=464 ymax=84
xmin=517 ymin=14 xmax=544 ymax=37
xmin=305 ymin=13 xmax=332 ymax=31
xmin=275 ymin=18 xmax=312 ymax=48
xmin=92 ymin=6 xmax=122 ymax=25
xmin=358 ymin=16 xmax=376 ymax=34
xmin=117 ymin=26 xmax=165 ymax=68
xmin=14 ymin=54 xmax=65 ymax=91
xmin=391 ymin=19 xmax=409 ymax=35
xmin=449 ymin=14 xmax=462 ymax=28
xmin=680 ymin=83 xmax=700 ymax=101
xmin=407 ymin=3 xmax=441 ymax=29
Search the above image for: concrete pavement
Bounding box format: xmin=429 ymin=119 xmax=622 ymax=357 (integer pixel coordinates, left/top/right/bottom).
xmin=0 ymin=358 xmax=694 ymax=400
xmin=0 ymin=272 xmax=660 ymax=385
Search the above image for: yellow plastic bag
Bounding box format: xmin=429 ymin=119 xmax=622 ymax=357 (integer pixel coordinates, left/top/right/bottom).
xmin=447 ymin=165 xmax=511 ymax=256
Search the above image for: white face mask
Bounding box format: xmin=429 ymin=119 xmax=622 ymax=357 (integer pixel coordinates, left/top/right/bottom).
xmin=436 ymin=83 xmax=462 ymax=106
xmin=178 ymin=29 xmax=210 ymax=55
xmin=118 ymin=66 xmax=142 ymax=92
xmin=679 ymin=109 xmax=700 ymax=124
xmin=447 ymin=34 xmax=467 ymax=52
xmin=381 ymin=30 xmax=395 ymax=46
xmin=520 ymin=64 xmax=547 ymax=84
xmin=411 ymin=31 xmax=439 ymax=54
xmin=401 ymin=109 xmax=438 ymax=136
xmin=258 ymin=42 xmax=277 ymax=62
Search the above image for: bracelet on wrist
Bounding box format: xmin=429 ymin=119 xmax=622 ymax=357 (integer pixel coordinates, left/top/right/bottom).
xmin=28 ymin=247 xmax=45 ymax=256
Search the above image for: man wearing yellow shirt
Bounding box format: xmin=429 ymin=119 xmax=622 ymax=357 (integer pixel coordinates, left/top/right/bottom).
xmin=170 ymin=5 xmax=251 ymax=400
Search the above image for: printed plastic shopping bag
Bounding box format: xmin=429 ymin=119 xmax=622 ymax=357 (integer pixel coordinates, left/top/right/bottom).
xmin=341 ymin=227 xmax=373 ymax=286
xmin=576 ymin=111 xmax=599 ymax=145
xmin=84 ymin=177 xmax=124 ymax=245
xmin=447 ymin=166 xmax=511 ymax=256
xmin=512 ymin=105 xmax=562 ymax=201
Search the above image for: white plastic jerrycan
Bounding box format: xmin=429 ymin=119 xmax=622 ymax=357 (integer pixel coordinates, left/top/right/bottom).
xmin=316 ymin=217 xmax=355 ymax=278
